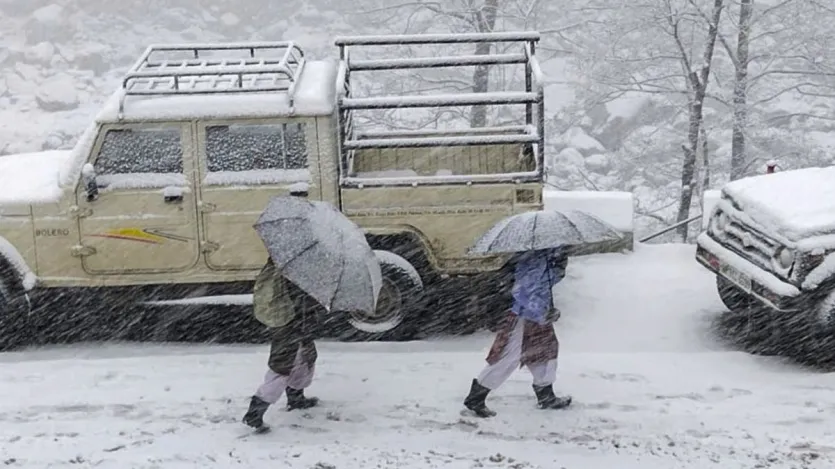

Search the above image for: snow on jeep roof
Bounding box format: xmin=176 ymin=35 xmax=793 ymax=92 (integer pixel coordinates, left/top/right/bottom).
xmin=95 ymin=42 xmax=337 ymax=123
xmin=722 ymin=166 xmax=835 ymax=241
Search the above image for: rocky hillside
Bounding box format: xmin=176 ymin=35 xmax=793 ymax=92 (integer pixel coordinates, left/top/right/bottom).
xmin=0 ymin=0 xmax=353 ymax=154
xmin=2 ymin=0 xmax=833 ymax=237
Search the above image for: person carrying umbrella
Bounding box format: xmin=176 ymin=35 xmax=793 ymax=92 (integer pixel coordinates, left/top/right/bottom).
xmin=242 ymin=195 xmax=383 ymax=432
xmin=463 ymin=247 xmax=572 ymax=417
xmin=241 ymin=258 xmax=323 ymax=432
xmin=462 ymin=209 xmax=624 ymax=417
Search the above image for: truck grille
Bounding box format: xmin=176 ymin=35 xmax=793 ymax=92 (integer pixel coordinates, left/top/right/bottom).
xmin=716 ymin=217 xmax=782 ymax=276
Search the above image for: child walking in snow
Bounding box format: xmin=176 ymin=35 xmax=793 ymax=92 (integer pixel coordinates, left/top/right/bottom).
xmin=243 ymin=259 xmax=322 ymax=432
xmin=463 ymin=247 xmax=572 ymax=417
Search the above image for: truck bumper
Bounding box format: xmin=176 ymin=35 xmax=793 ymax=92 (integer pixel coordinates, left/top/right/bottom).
xmin=695 ymin=232 xmax=803 ymax=312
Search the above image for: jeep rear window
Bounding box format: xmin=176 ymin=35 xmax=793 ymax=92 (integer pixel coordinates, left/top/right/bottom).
xmin=205 ymin=122 xmax=308 ymax=172
xmin=94 ymin=127 xmax=184 ymax=175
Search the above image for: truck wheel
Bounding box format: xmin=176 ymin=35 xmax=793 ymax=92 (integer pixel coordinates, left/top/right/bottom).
xmin=716 ymin=275 xmax=753 ymax=312
xmin=428 ymin=269 xmax=513 ymax=336
xmin=332 ymin=250 xmax=425 ymax=342
xmin=714 ymin=275 xmax=785 ymax=356
xmin=798 ymin=289 xmax=835 ymax=367
xmin=0 ymin=272 xmax=30 ymax=351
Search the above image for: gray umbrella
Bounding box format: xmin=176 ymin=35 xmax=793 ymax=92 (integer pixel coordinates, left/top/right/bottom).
xmin=253 ymin=196 xmax=382 ymax=314
xmin=468 ymin=209 xmax=624 ymax=255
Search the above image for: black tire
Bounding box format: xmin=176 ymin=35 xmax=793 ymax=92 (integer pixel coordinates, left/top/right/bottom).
xmin=427 ymin=268 xmax=513 ymax=336
xmin=793 ymin=289 xmax=835 ymax=368
xmin=328 ymin=250 xmax=425 ymax=342
xmin=143 ymin=303 xmax=269 ymax=344
xmin=0 ymin=270 xmax=30 ymax=351
xmin=714 ymin=275 xmax=816 ymax=359
xmin=714 ymin=275 xmax=784 ymax=355
xmin=716 ymin=275 xmax=753 ymax=313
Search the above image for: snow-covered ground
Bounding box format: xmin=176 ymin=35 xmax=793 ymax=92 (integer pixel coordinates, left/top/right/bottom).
xmin=1 ymin=244 xmax=834 ymax=468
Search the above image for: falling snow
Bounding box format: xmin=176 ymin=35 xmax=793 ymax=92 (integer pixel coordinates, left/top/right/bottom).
xmin=1 ymin=245 xmax=834 ymax=468
xmin=3 ymin=3 xmax=835 ymax=468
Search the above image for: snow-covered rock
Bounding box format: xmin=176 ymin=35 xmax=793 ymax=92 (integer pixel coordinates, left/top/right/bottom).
xmin=555 ymin=147 xmax=585 ymax=167
xmin=32 ymin=4 xmax=64 ymax=24
xmin=605 ymin=93 xmax=651 ymax=123
xmin=24 ymin=41 xmax=55 ymax=64
xmin=559 ymin=126 xmax=607 ymax=154
xmin=35 ymin=75 xmax=80 ymax=111
xmin=25 ymin=4 xmax=73 ymax=44
xmin=585 ymin=153 xmax=611 ymax=172
xmin=64 ymin=43 xmax=111 ymax=75
xmin=5 ymin=73 xmax=37 ymax=98
xmin=41 ymin=131 xmax=73 ymax=150
xmin=13 ymin=62 xmax=42 ymax=84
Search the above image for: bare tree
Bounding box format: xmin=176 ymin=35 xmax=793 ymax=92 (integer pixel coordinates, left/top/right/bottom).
xmin=563 ymin=0 xmax=726 ymax=240
xmin=352 ymin=0 xmax=535 ymax=128
xmin=708 ymin=0 xmax=835 ymax=179
xmin=674 ymin=0 xmax=724 ymax=241
xmin=471 ymin=0 xmax=500 ymax=127
xmin=351 ymin=0 xmax=593 ymax=131
xmin=729 ymin=0 xmax=752 ymax=181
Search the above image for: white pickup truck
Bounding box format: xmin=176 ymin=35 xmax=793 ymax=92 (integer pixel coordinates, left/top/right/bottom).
xmin=696 ymin=167 xmax=835 ymax=362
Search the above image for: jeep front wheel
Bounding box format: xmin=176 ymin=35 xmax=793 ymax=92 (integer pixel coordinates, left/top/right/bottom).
xmin=331 ymin=250 xmax=425 ymax=342
xmin=798 ymin=288 xmax=835 ymax=367
xmin=714 ymin=275 xmax=784 ymax=356
xmin=716 ymin=275 xmax=753 ymax=313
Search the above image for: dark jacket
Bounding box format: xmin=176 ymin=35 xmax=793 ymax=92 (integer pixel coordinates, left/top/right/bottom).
xmin=254 ymin=259 xmax=323 ymax=375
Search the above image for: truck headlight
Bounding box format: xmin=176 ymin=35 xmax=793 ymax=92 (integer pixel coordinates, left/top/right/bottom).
xmin=773 ymin=247 xmax=795 ymax=270
xmin=712 ymin=211 xmax=728 ymax=234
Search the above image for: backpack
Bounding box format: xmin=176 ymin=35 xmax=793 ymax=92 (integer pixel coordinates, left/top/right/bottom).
xmin=253 ymin=260 xmax=296 ymax=328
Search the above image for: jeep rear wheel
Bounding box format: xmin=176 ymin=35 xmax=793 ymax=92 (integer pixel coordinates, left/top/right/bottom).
xmin=330 ymin=250 xmax=425 ymax=342
xmin=0 ymin=272 xmax=29 ymax=351
xmin=425 ymin=268 xmax=513 ymax=336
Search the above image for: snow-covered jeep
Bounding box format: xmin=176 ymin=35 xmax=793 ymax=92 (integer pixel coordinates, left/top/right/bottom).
xmin=696 ymin=167 xmax=835 ymax=356
xmin=0 ymin=32 xmax=630 ymax=348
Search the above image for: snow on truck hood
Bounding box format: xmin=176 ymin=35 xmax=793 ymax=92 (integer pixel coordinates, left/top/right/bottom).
xmin=0 ymin=150 xmax=72 ymax=207
xmin=722 ymin=166 xmax=835 ymax=241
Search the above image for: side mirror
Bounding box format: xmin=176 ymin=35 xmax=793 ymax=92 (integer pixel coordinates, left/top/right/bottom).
xmin=288 ymin=182 xmax=309 ymax=198
xmin=81 ymin=163 xmax=99 ymax=202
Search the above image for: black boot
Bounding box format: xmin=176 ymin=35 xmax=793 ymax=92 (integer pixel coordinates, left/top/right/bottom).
xmin=463 ymin=379 xmax=497 ymax=418
xmin=285 ymin=387 xmax=319 ymax=411
xmin=242 ymin=395 xmax=271 ymax=428
xmin=533 ymin=384 xmax=572 ymax=410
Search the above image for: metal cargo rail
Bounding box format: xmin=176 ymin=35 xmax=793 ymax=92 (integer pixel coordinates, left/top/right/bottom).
xmin=117 ymin=42 xmax=306 ymax=114
xmin=334 ymin=31 xmax=546 ymax=187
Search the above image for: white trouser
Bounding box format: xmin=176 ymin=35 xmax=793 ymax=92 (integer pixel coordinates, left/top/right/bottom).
xmin=255 ymin=346 xmax=316 ymax=404
xmin=477 ymin=317 xmax=558 ymax=390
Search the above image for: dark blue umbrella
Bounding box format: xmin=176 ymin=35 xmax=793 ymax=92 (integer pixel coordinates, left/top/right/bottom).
xmin=469 ymin=209 xmax=623 ymax=255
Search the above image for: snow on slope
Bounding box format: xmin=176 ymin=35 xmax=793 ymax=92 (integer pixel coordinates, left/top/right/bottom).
xmin=1 ymin=244 xmax=834 ymax=468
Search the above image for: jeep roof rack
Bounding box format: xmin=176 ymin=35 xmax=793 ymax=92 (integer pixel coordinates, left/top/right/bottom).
xmin=117 ymin=42 xmax=306 ymax=114
xmin=333 ymin=31 xmax=546 ymax=186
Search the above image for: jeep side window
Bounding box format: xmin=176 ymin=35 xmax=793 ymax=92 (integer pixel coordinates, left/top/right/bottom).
xmin=95 ymin=127 xmax=183 ymax=174
xmin=93 ymin=126 xmax=185 ymax=189
xmin=205 ymin=123 xmax=308 ymax=173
